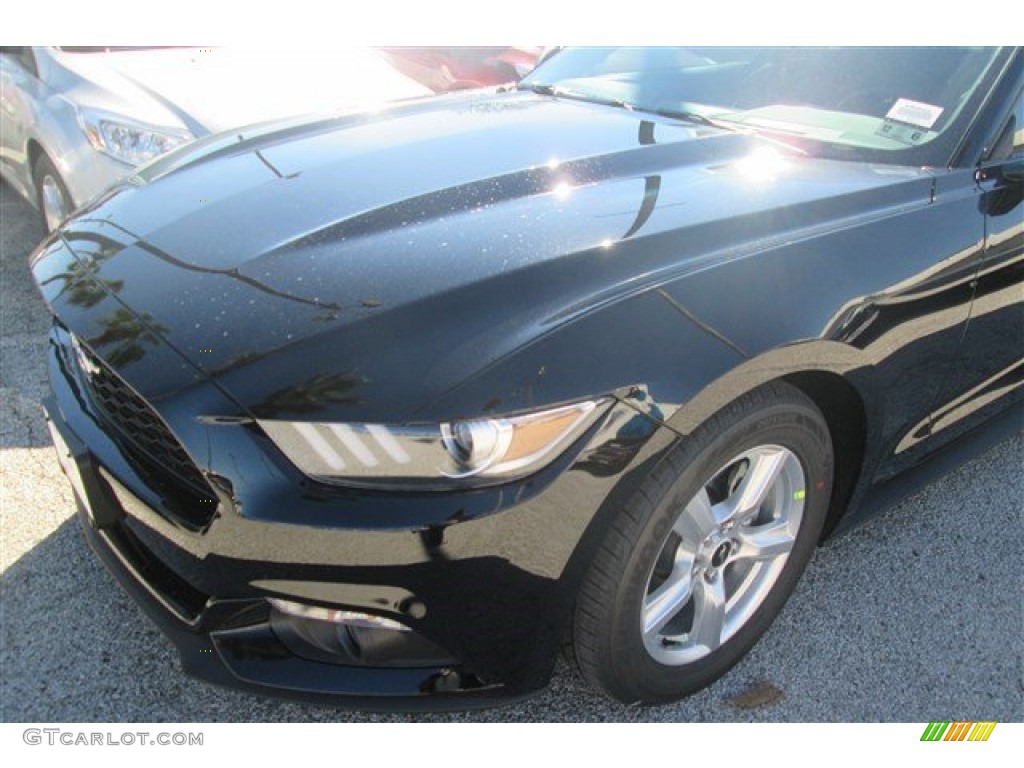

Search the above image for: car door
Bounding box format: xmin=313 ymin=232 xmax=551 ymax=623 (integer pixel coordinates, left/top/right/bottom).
xmin=928 ymin=88 xmax=1024 ymax=444
xmin=0 ymin=47 xmax=41 ymax=197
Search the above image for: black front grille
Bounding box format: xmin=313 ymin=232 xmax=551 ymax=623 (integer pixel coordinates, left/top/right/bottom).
xmin=73 ymin=337 xmax=217 ymax=528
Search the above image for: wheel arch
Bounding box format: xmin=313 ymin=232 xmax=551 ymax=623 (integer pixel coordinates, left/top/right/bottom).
xmin=663 ymin=341 xmax=881 ymax=541
xmin=781 ymin=370 xmax=868 ymax=540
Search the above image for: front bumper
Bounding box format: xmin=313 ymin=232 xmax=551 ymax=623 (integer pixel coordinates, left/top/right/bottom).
xmin=42 ymin=323 xmax=675 ymax=710
xmin=49 ymin=409 xmax=514 ymax=709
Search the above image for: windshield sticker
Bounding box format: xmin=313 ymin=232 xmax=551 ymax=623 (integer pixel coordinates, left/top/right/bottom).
xmin=885 ymin=98 xmax=944 ymax=129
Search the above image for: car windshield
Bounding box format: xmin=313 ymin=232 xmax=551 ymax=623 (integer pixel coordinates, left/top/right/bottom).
xmin=521 ymin=47 xmax=1006 ymax=164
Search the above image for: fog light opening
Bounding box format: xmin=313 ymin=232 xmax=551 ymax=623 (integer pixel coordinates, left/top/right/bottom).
xmin=268 ymin=597 xmax=410 ymax=631
xmin=268 ymin=597 xmax=456 ymax=668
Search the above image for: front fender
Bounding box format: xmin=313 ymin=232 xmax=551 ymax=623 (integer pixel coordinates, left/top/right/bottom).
xmin=664 ymin=340 xmax=881 ymax=437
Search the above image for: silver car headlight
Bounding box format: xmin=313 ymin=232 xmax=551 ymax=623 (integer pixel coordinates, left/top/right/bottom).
xmin=258 ymin=400 xmax=608 ymax=489
xmin=77 ymin=107 xmax=191 ymax=166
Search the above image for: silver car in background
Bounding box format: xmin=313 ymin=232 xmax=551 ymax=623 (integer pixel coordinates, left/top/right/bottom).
xmin=0 ymin=46 xmax=434 ymax=231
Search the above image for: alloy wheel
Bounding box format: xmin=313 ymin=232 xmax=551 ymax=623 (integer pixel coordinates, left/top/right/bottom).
xmin=641 ymin=444 xmax=805 ymax=665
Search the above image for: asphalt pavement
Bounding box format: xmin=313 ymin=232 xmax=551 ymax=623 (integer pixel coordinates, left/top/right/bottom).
xmin=1 ymin=178 xmax=1021 ymax=723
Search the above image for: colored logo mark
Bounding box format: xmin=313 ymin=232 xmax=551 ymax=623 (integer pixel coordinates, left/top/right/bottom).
xmin=920 ymin=721 xmax=997 ymax=741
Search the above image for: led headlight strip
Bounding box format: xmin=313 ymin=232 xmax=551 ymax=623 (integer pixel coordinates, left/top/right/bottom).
xmin=258 ymin=400 xmax=607 ymax=489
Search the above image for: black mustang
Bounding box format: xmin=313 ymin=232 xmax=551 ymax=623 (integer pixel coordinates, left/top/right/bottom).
xmin=32 ymin=46 xmax=1022 ymax=709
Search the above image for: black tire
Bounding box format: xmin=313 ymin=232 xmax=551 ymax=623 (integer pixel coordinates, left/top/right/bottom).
xmin=32 ymin=153 xmax=73 ymax=233
xmin=571 ymin=380 xmax=833 ymax=705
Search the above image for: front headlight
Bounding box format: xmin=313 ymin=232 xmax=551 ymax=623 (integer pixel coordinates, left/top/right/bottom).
xmin=77 ymin=107 xmax=191 ymax=166
xmin=258 ymin=400 xmax=608 ymax=489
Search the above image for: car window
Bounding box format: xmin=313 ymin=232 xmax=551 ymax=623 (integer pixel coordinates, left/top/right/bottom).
xmin=987 ymin=91 xmax=1024 ymax=161
xmin=524 ymin=47 xmax=1009 ymax=167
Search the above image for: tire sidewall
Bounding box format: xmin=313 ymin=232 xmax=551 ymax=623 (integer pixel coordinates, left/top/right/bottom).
xmin=604 ymin=395 xmax=832 ymax=703
xmin=32 ymin=155 xmax=72 ymax=233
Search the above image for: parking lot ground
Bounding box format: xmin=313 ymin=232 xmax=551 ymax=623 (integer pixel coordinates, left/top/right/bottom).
xmin=1 ymin=179 xmax=1021 ymax=722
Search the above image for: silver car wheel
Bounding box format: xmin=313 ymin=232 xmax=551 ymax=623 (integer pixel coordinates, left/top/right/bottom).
xmin=641 ymin=444 xmax=805 ymax=665
xmin=40 ymin=173 xmax=70 ymax=232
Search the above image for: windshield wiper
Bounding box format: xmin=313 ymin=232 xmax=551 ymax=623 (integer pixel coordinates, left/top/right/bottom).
xmin=642 ymin=107 xmax=809 ymax=155
xmin=517 ymin=82 xmax=635 ymax=111
xmin=642 ymin=107 xmax=736 ymax=131
xmin=518 ymin=85 xmax=801 ymax=152
xmin=517 ymin=82 xmax=556 ymax=95
xmin=518 ymin=85 xmax=744 ymax=130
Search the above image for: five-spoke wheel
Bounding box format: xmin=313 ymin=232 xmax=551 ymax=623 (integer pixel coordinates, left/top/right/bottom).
xmin=642 ymin=445 xmax=805 ymax=665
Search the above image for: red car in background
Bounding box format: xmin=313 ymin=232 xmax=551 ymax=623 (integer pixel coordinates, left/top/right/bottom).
xmin=378 ymin=47 xmax=542 ymax=91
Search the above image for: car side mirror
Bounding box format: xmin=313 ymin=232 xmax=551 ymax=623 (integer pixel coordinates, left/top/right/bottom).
xmin=985 ymin=114 xmax=1022 ymax=182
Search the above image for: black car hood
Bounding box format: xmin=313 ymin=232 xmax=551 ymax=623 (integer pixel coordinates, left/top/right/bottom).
xmin=35 ymin=91 xmax=932 ymax=422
